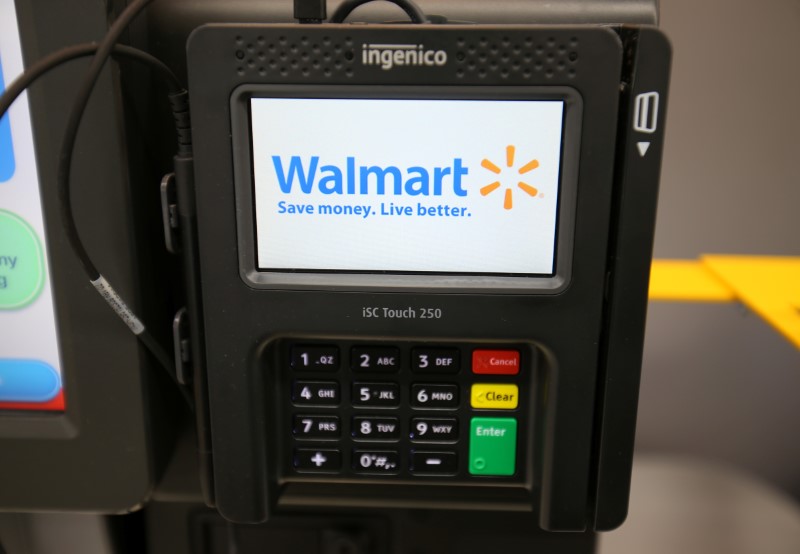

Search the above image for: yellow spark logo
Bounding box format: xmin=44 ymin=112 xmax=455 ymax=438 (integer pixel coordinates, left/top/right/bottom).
xmin=479 ymin=145 xmax=541 ymax=210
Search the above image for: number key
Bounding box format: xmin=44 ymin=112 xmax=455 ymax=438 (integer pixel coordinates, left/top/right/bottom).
xmin=293 ymin=415 xmax=341 ymax=439
xmin=352 ymin=382 xmax=400 ymax=408
xmin=411 ymin=348 xmax=460 ymax=374
xmin=351 ymin=346 xmax=400 ymax=372
xmin=291 ymin=345 xmax=339 ymax=370
xmin=352 ymin=449 xmax=400 ymax=473
xmin=352 ymin=416 xmax=401 ymax=440
xmin=292 ymin=381 xmax=340 ymax=406
xmin=411 ymin=384 xmax=459 ymax=409
xmin=410 ymin=417 xmax=459 ymax=442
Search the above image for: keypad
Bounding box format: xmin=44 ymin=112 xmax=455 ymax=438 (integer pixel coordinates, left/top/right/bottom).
xmin=283 ymin=341 xmax=529 ymax=482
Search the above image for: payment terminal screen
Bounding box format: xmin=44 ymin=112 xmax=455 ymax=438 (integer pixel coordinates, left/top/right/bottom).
xmin=250 ymin=97 xmax=564 ymax=275
xmin=0 ymin=0 xmax=65 ymax=411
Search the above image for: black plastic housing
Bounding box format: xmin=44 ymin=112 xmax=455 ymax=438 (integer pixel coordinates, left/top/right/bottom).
xmin=185 ymin=21 xmax=670 ymax=532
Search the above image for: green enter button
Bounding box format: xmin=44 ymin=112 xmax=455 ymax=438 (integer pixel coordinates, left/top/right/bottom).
xmin=469 ymin=417 xmax=517 ymax=476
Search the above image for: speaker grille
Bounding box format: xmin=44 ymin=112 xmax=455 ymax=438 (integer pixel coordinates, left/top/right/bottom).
xmin=454 ymin=35 xmax=579 ymax=80
xmin=233 ymin=34 xmax=356 ymax=78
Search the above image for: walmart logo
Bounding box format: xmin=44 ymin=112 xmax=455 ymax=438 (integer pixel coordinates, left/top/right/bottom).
xmin=272 ymin=156 xmax=468 ymax=197
xmin=270 ymin=147 xmax=545 ymax=208
xmin=0 ymin=56 xmax=16 ymax=183
xmin=479 ymin=145 xmax=542 ymax=210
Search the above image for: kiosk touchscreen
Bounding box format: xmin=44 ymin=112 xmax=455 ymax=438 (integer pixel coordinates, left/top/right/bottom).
xmin=0 ymin=0 xmax=64 ymax=412
xmin=185 ymin=19 xmax=670 ymax=532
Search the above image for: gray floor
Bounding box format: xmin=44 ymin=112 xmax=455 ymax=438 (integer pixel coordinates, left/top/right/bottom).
xmin=600 ymin=455 xmax=800 ymax=554
xmin=636 ymin=302 xmax=800 ymax=500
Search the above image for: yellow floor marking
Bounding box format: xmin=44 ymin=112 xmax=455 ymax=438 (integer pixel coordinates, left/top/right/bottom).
xmin=648 ymin=257 xmax=800 ymax=350
xmin=649 ymin=260 xmax=736 ymax=302
xmin=702 ymin=256 xmax=800 ymax=350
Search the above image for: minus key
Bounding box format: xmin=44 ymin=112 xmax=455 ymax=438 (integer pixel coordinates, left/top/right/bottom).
xmin=410 ymin=451 xmax=458 ymax=474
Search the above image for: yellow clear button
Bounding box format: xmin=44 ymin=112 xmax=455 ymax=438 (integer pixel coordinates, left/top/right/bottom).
xmin=470 ymin=383 xmax=518 ymax=410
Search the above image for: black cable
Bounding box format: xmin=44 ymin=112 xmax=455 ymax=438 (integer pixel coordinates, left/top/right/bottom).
xmin=294 ymin=0 xmax=327 ymax=23
xmin=330 ymin=0 xmax=428 ymax=23
xmin=58 ymin=0 xmax=153 ymax=282
xmin=0 ymin=43 xmax=182 ymax=118
xmin=51 ymin=0 xmax=191 ymax=409
xmin=226 ymin=522 xmax=241 ymax=554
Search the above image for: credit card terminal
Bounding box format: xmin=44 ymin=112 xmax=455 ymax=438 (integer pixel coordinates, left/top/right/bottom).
xmin=185 ymin=20 xmax=670 ymax=531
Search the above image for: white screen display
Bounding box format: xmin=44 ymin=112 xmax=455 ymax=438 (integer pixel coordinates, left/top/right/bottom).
xmin=250 ymin=97 xmax=564 ymax=275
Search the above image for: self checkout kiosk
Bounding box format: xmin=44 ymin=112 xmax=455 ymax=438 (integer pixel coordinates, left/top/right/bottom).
xmin=0 ymin=0 xmax=669 ymax=552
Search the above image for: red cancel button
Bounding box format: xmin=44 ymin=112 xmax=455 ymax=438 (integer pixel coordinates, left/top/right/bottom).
xmin=472 ymin=350 xmax=520 ymax=375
